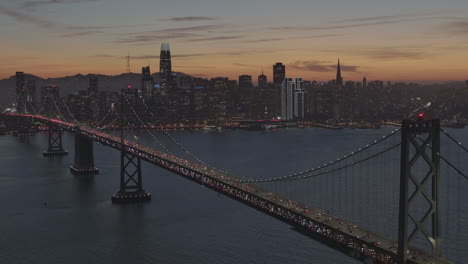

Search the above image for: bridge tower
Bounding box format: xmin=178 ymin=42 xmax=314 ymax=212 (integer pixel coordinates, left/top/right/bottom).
xmin=112 ymin=87 xmax=151 ymax=203
xmin=398 ymin=118 xmax=441 ymax=264
xmin=43 ymin=124 xmax=68 ymax=156
xmin=70 ymin=128 xmax=99 ymax=175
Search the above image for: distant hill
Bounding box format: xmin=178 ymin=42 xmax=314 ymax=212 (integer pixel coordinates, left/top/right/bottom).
xmin=0 ymin=72 xmax=192 ymax=107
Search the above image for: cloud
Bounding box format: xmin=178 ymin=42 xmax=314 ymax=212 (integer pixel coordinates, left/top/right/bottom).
xmin=232 ymin=62 xmax=259 ymax=67
xmin=90 ymin=54 xmax=114 ymax=58
xmin=0 ymin=1 xmax=99 ymax=30
xmin=270 ymin=19 xmax=418 ymax=31
xmin=444 ymin=20 xmax=468 ymax=34
xmin=0 ymin=6 xmax=56 ymax=29
xmin=59 ymin=30 xmax=102 ymax=37
xmin=289 ymin=60 xmax=359 ymax=72
xmin=339 ymin=14 xmax=415 ymax=23
xmin=246 ymin=38 xmax=284 ymax=43
xmin=356 ymin=49 xmax=426 ymax=60
xmin=156 ymin=24 xmax=230 ymax=33
xmin=20 ymin=0 xmax=98 ymax=9
xmin=112 ymin=24 xmax=238 ymax=44
xmin=161 ymin=16 xmax=216 ymax=22
xmin=188 ymin=36 xmax=243 ymax=42
xmin=113 ymin=32 xmax=199 ymax=44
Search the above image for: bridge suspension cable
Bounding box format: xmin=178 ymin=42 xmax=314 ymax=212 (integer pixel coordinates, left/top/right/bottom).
xmin=224 ymin=128 xmax=401 ymax=183
xmin=417 ymin=134 xmax=468 ymax=181
xmin=441 ymin=129 xmax=468 ymax=154
xmin=124 ymin=96 xmax=176 ymax=156
xmin=227 ymin=142 xmax=402 ymax=183
xmin=136 ymin=96 xmax=232 ymax=175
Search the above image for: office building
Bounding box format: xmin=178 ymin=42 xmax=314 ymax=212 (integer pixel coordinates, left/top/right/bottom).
xmin=281 ymin=77 xmax=305 ymax=120
xmin=273 ymin=63 xmax=285 ymax=85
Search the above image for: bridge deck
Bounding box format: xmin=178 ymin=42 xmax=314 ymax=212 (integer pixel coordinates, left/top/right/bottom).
xmin=5 ymin=114 xmax=452 ymax=264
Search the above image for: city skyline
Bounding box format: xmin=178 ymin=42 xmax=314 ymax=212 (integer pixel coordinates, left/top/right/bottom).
xmin=1 ymin=0 xmax=468 ymax=81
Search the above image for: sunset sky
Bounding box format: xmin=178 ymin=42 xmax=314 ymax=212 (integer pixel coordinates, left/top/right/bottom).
xmin=1 ymin=0 xmax=467 ymax=82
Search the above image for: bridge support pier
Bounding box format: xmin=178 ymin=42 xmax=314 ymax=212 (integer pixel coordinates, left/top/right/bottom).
xmin=70 ymin=134 xmax=99 ymax=175
xmin=111 ymin=151 xmax=151 ymax=203
xmin=43 ymin=125 xmax=68 ymax=156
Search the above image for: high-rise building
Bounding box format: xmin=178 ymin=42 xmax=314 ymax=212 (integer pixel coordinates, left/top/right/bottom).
xmin=41 ymin=85 xmax=60 ymax=117
xmin=87 ymin=76 xmax=99 ymax=120
xmin=160 ymin=43 xmax=173 ymax=96
xmin=273 ymin=63 xmax=285 ymax=85
xmin=141 ymin=66 xmax=153 ymax=95
xmin=16 ymin=72 xmax=26 ymax=113
xmin=238 ymin=75 xmax=253 ymax=103
xmin=88 ymin=76 xmax=98 ymax=96
xmin=258 ymin=70 xmax=267 ymax=89
xmin=294 ymin=80 xmax=306 ymax=120
xmin=281 ymin=77 xmax=305 ymax=120
xmin=336 ymin=59 xmax=343 ymax=87
xmin=363 ymin=77 xmax=367 ymax=89
xmin=26 ymin=80 xmax=36 ymax=113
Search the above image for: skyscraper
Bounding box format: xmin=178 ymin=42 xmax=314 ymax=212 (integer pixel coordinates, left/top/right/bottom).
xmin=258 ymin=70 xmax=267 ymax=90
xmin=238 ymin=75 xmax=253 ymax=103
xmin=88 ymin=76 xmax=98 ymax=96
xmin=16 ymin=72 xmax=26 ymax=113
xmin=281 ymin=77 xmax=305 ymax=120
xmin=273 ymin=63 xmax=285 ymax=85
xmin=41 ymin=85 xmax=60 ymax=117
xmin=141 ymin=66 xmax=153 ymax=95
xmin=160 ymin=43 xmax=173 ymax=96
xmin=160 ymin=43 xmax=172 ymax=74
xmin=26 ymin=80 xmax=36 ymax=113
xmin=336 ymin=59 xmax=343 ymax=87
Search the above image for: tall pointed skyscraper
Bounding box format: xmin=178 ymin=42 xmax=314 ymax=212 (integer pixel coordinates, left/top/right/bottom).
xmin=336 ymin=59 xmax=343 ymax=87
xmin=160 ymin=43 xmax=172 ymax=74
xmin=159 ymin=43 xmax=173 ymax=96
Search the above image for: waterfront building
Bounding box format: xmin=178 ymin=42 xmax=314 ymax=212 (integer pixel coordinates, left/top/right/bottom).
xmin=281 ymin=77 xmax=305 ymax=120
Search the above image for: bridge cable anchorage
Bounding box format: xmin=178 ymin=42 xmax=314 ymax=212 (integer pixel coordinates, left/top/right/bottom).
xmin=226 ymin=142 xmax=401 ymax=183
xmin=136 ymin=96 xmax=232 ymax=176
xmin=416 ymin=135 xmax=468 ymax=181
xmin=226 ymin=129 xmax=401 ymax=183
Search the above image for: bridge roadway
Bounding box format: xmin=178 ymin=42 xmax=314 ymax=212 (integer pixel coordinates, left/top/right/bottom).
xmin=7 ymin=114 xmax=452 ymax=264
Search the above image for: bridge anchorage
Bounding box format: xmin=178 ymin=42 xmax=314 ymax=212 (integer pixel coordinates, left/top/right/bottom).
xmin=43 ymin=124 xmax=68 ymax=156
xmin=70 ymin=128 xmax=99 ymax=175
xmin=112 ymin=87 xmax=151 ymax=203
xmin=398 ymin=118 xmax=445 ymax=264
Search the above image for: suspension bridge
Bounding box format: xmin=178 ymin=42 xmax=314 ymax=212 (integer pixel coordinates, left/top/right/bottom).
xmin=2 ymin=87 xmax=468 ymax=264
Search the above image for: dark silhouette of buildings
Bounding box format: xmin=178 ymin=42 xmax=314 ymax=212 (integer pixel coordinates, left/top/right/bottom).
xmin=238 ymin=75 xmax=253 ymax=104
xmin=26 ymin=80 xmax=36 ymax=113
xmin=16 ymin=72 xmax=26 ymax=113
xmin=258 ymin=70 xmax=267 ymax=90
xmin=41 ymin=85 xmax=60 ymax=117
xmin=141 ymin=66 xmax=153 ymax=95
xmin=273 ymin=63 xmax=285 ymax=85
xmin=88 ymin=76 xmax=98 ymax=96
